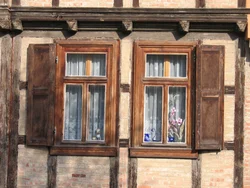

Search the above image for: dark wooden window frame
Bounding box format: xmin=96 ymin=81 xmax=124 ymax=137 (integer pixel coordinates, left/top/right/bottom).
xmin=130 ymin=41 xmax=197 ymax=159
xmin=50 ymin=40 xmax=119 ymax=156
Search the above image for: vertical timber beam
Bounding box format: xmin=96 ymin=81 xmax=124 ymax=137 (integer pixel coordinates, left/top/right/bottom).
xmin=48 ymin=156 xmax=57 ymax=188
xmin=192 ymin=157 xmax=201 ymax=188
xmin=114 ymin=0 xmax=123 ymax=7
xmin=128 ymin=158 xmax=137 ymax=188
xmin=7 ymin=35 xmax=21 ymax=188
xmin=234 ymin=37 xmax=245 ymax=188
xmin=52 ymin=0 xmax=59 ymax=7
xmin=0 ymin=34 xmax=12 ymax=188
xmin=196 ymin=0 xmax=205 ymax=8
xmin=12 ymin=0 xmax=20 ymax=6
xmin=238 ymin=0 xmax=246 ymax=7
xmin=110 ymin=157 xmax=119 ymax=188
xmin=133 ymin=0 xmax=139 ymax=7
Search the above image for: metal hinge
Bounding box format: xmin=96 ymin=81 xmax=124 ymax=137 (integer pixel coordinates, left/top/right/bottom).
xmin=53 ymin=128 xmax=56 ymax=135
xmin=55 ymin=56 xmax=58 ymax=64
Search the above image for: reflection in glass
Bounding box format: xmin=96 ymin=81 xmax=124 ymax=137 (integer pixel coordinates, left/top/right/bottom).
xmin=144 ymin=86 xmax=162 ymax=142
xmin=168 ymin=87 xmax=186 ymax=143
xmin=64 ymin=85 xmax=82 ymax=140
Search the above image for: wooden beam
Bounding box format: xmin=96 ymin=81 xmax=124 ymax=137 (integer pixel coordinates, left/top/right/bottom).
xmin=192 ymin=157 xmax=201 ymax=188
xmin=234 ymin=38 xmax=245 ymax=188
xmin=120 ymin=84 xmax=130 ymax=93
xmin=52 ymin=0 xmax=59 ymax=7
xmin=7 ymin=35 xmax=21 ymax=188
xmin=224 ymin=141 xmax=234 ymax=150
xmin=48 ymin=156 xmax=57 ymax=188
xmin=18 ymin=135 xmax=26 ymax=145
xmin=12 ymin=19 xmax=23 ymax=31
xmin=0 ymin=7 xmax=11 ymax=30
xmin=122 ymin=21 xmax=133 ymax=32
xmin=238 ymin=0 xmax=246 ymax=7
xmin=196 ymin=0 xmax=205 ymax=8
xmin=224 ymin=86 xmax=235 ymax=94
xmin=110 ymin=157 xmax=119 ymax=188
xmin=133 ymin=0 xmax=139 ymax=7
xmin=114 ymin=0 xmax=123 ymax=7
xmin=12 ymin=0 xmax=20 ymax=6
xmin=119 ymin=139 xmax=129 ymax=147
xmin=128 ymin=158 xmax=137 ymax=188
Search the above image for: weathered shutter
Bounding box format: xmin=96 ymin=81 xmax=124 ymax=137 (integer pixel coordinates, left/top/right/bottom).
xmin=196 ymin=45 xmax=224 ymax=150
xmin=26 ymin=44 xmax=56 ymax=146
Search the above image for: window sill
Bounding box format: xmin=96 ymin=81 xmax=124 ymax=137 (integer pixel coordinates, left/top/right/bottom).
xmin=129 ymin=147 xmax=198 ymax=159
xmin=50 ymin=146 xmax=117 ymax=156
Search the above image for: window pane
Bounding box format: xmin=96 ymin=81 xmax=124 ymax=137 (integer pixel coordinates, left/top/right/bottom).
xmin=64 ymin=85 xmax=82 ymax=140
xmin=168 ymin=87 xmax=186 ymax=143
xmin=88 ymin=85 xmax=105 ymax=141
xmin=66 ymin=54 xmax=86 ymax=76
xmin=91 ymin=54 xmax=106 ymax=76
xmin=66 ymin=54 xmax=106 ymax=76
xmin=145 ymin=54 xmax=187 ymax=78
xmin=144 ymin=86 xmax=162 ymax=142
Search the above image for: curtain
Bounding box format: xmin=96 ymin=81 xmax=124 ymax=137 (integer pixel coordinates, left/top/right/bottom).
xmin=92 ymin=54 xmax=106 ymax=76
xmin=64 ymin=85 xmax=82 ymax=140
xmin=146 ymin=55 xmax=164 ymax=77
xmin=144 ymin=86 xmax=162 ymax=142
xmin=170 ymin=55 xmax=186 ymax=77
xmin=168 ymin=87 xmax=186 ymax=143
xmin=66 ymin=54 xmax=86 ymax=76
xmin=88 ymin=85 xmax=105 ymax=141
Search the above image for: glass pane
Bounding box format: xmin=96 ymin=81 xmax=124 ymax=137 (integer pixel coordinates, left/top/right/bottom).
xmin=168 ymin=87 xmax=186 ymax=143
xmin=144 ymin=86 xmax=162 ymax=142
xmin=66 ymin=53 xmax=106 ymax=76
xmin=64 ymin=85 xmax=82 ymax=140
xmin=87 ymin=85 xmax=105 ymax=141
xmin=66 ymin=54 xmax=86 ymax=76
xmin=145 ymin=54 xmax=187 ymax=78
xmin=91 ymin=54 xmax=106 ymax=76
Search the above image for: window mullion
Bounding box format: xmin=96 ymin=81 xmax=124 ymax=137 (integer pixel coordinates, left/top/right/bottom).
xmin=163 ymin=85 xmax=168 ymax=144
xmin=82 ymin=83 xmax=87 ymax=142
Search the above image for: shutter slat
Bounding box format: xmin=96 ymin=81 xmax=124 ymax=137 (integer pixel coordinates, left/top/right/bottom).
xmin=26 ymin=44 xmax=55 ymax=146
xmin=196 ymin=45 xmax=224 ymax=150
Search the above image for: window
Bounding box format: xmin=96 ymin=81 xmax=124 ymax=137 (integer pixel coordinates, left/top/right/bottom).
xmin=130 ymin=41 xmax=224 ymax=158
xmin=26 ymin=41 xmax=119 ymax=156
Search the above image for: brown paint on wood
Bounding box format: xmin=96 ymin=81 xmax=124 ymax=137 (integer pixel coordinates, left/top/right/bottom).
xmin=133 ymin=0 xmax=139 ymax=7
xmin=128 ymin=158 xmax=137 ymax=188
xmin=48 ymin=156 xmax=57 ymax=188
xmin=192 ymin=156 xmax=201 ymax=188
xmin=234 ymin=38 xmax=245 ymax=188
xmin=224 ymin=141 xmax=234 ymax=150
xmin=238 ymin=0 xmax=246 ymax=7
xmin=164 ymin=56 xmax=170 ymax=77
xmin=0 ymin=35 xmax=12 ymax=188
xmin=18 ymin=135 xmax=26 ymax=145
xmin=110 ymin=157 xmax=119 ymax=188
xmin=12 ymin=0 xmax=20 ymax=6
xmin=52 ymin=0 xmax=59 ymax=7
xmin=225 ymin=86 xmax=235 ymax=94
xmin=120 ymin=84 xmax=130 ymax=92
xmin=119 ymin=139 xmax=129 ymax=147
xmin=114 ymin=0 xmax=123 ymax=7
xmin=196 ymin=45 xmax=224 ymax=150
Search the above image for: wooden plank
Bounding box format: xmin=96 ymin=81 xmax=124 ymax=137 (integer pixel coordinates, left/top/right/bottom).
xmin=52 ymin=0 xmax=59 ymax=7
xmin=128 ymin=158 xmax=137 ymax=188
xmin=238 ymin=0 xmax=246 ymax=7
xmin=224 ymin=141 xmax=234 ymax=150
xmin=7 ymin=35 xmax=21 ymax=188
xmin=12 ymin=0 xmax=20 ymax=6
xmin=225 ymin=86 xmax=235 ymax=94
xmin=234 ymin=38 xmax=245 ymax=188
xmin=133 ymin=0 xmax=139 ymax=7
xmin=110 ymin=157 xmax=119 ymax=188
xmin=120 ymin=84 xmax=130 ymax=92
xmin=119 ymin=139 xmax=129 ymax=147
xmin=114 ymin=0 xmax=123 ymax=7
xmin=0 ymin=34 xmax=12 ymax=188
xmin=48 ymin=156 xmax=57 ymax=188
xmin=192 ymin=156 xmax=201 ymax=188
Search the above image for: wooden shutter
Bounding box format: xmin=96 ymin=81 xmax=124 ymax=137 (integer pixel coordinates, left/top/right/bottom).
xmin=196 ymin=45 xmax=224 ymax=150
xmin=26 ymin=44 xmax=56 ymax=146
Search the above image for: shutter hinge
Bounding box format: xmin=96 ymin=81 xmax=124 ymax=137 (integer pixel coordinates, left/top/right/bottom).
xmin=55 ymin=56 xmax=58 ymax=64
xmin=53 ymin=128 xmax=56 ymax=135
